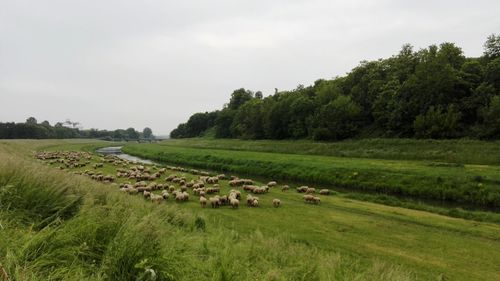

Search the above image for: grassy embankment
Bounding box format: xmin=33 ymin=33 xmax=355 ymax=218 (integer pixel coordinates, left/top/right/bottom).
xmin=0 ymin=139 xmax=423 ymax=281
xmin=160 ymin=138 xmax=500 ymax=165
xmin=122 ymin=139 xmax=500 ymax=215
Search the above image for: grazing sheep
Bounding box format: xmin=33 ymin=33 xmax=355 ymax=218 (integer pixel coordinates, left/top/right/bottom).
xmin=303 ymin=194 xmax=314 ymax=203
xmin=229 ymin=189 xmax=241 ymax=200
xmin=319 ymin=189 xmax=330 ymax=195
xmin=206 ymin=187 xmax=220 ymax=194
xmin=168 ymin=185 xmax=175 ymax=192
xmin=151 ymin=194 xmax=163 ymax=204
xmin=128 ymin=188 xmax=139 ymax=195
xmin=272 ymin=199 xmax=281 ymax=208
xmin=267 ymin=181 xmax=277 ymax=187
xmin=180 ymin=186 xmax=188 ymax=192
xmin=143 ymin=191 xmax=151 ymax=199
xmin=206 ymin=177 xmax=218 ymax=184
xmin=166 ymin=175 xmax=177 ymax=182
xmin=251 ymin=198 xmax=259 ymax=207
xmin=175 ymin=192 xmax=185 ymax=202
xmin=312 ymin=196 xmax=321 ymax=205
xmin=209 ymin=197 xmax=220 ymax=208
xmin=219 ymin=195 xmax=228 ymax=206
xmin=230 ymin=198 xmax=240 ymax=209
xmin=199 ymin=196 xmax=207 ymax=208
xmin=281 ymin=185 xmax=290 ymax=192
xmin=162 ymin=190 xmax=170 ymax=200
xmin=306 ymin=188 xmax=316 ymax=194
xmin=246 ymin=195 xmax=255 ymax=206
xmin=296 ymin=186 xmax=308 ymax=193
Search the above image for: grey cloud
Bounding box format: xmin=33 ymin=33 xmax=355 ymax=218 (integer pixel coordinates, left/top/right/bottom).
xmin=1 ymin=0 xmax=499 ymax=134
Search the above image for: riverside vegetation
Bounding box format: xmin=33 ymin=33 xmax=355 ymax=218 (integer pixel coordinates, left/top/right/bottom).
xmin=122 ymin=139 xmax=500 ymax=211
xmin=1 ymin=139 xmax=499 ymax=281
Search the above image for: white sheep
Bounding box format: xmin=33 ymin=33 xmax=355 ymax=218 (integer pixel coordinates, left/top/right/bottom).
xmin=162 ymin=190 xmax=169 ymax=200
xmin=200 ymin=196 xmax=207 ymax=208
xmin=209 ymin=197 xmax=220 ymax=208
xmin=230 ymin=198 xmax=239 ymax=209
xmin=272 ymin=199 xmax=281 ymax=208
xmin=319 ymin=189 xmax=330 ymax=195
xmin=151 ymin=194 xmax=163 ymax=204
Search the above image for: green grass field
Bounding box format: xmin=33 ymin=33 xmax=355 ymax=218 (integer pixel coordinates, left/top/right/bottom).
xmin=160 ymin=138 xmax=500 ymax=165
xmin=1 ymin=139 xmax=500 ymax=281
xmin=122 ymin=140 xmax=500 ymax=210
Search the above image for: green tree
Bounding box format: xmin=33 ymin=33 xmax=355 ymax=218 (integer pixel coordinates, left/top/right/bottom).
xmin=484 ymin=57 xmax=500 ymax=90
xmin=41 ymin=120 xmax=51 ymax=127
xmin=231 ymin=99 xmax=264 ymax=139
xmin=26 ymin=117 xmax=37 ymax=124
xmin=477 ymin=96 xmax=500 ymax=138
xmin=228 ymin=88 xmax=253 ymax=110
xmin=484 ymin=33 xmax=500 ymax=59
xmin=215 ymin=109 xmax=236 ymax=138
xmin=413 ymin=105 xmax=462 ymax=138
xmin=142 ymin=127 xmax=153 ymax=139
xmin=126 ymin=128 xmax=139 ymax=140
xmin=312 ymin=95 xmax=361 ymax=140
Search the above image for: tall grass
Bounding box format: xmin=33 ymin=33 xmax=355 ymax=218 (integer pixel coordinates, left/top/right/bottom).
xmin=0 ymin=150 xmax=418 ymax=281
xmin=160 ymin=138 xmax=500 ymax=165
xmin=0 ymin=159 xmax=82 ymax=228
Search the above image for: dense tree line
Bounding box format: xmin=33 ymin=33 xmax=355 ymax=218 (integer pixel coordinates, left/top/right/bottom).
xmin=0 ymin=117 xmax=154 ymax=141
xmin=171 ymin=35 xmax=500 ymax=140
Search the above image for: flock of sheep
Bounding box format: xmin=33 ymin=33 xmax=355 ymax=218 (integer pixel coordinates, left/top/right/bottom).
xmin=35 ymin=151 xmax=331 ymax=209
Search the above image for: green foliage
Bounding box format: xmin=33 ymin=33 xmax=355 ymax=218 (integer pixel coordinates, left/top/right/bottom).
xmin=171 ymin=36 xmax=500 ymax=141
xmin=313 ymin=95 xmax=361 ymax=140
xmin=0 ymin=120 xmax=143 ymax=141
xmin=171 ymin=112 xmax=217 ymax=138
xmin=477 ymin=96 xmax=500 ymax=138
xmin=228 ymin=88 xmax=254 ymax=110
xmin=483 ymin=33 xmax=500 ymax=59
xmin=26 ymin=117 xmax=38 ymax=125
xmin=413 ymin=105 xmax=462 ymax=138
xmin=142 ymin=127 xmax=153 ymax=139
xmin=214 ymin=109 xmax=236 ymax=138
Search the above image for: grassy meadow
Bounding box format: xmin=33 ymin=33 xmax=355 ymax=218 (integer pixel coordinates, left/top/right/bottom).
xmin=122 ymin=140 xmax=500 ymax=210
xmin=1 ymin=139 xmax=500 ymax=281
xmin=160 ymin=138 xmax=500 ymax=165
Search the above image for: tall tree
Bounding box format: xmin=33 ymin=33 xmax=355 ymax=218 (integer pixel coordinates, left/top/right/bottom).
xmin=142 ymin=127 xmax=153 ymax=139
xmin=26 ymin=117 xmax=37 ymax=124
xmin=228 ymin=88 xmax=254 ymax=110
xmin=484 ymin=33 xmax=500 ymax=59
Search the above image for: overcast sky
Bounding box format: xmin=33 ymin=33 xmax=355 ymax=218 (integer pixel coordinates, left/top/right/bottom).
xmin=1 ymin=0 xmax=499 ymax=135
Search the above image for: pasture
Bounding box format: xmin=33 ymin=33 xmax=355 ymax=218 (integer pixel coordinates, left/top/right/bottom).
xmin=122 ymin=141 xmax=500 ymax=211
xmin=1 ymin=139 xmax=499 ymax=281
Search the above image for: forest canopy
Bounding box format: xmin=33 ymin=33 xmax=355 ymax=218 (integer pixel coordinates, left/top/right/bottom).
xmin=171 ymin=35 xmax=500 ymax=140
